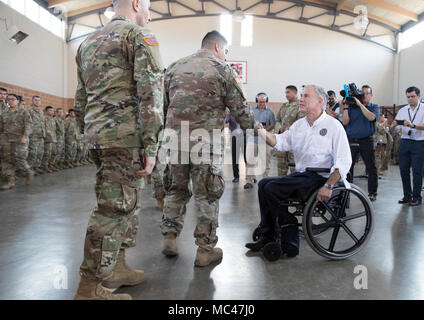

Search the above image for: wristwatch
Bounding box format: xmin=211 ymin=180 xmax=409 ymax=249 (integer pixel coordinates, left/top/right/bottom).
xmin=324 ymin=183 xmax=334 ymax=190
xmin=412 ymin=124 xmax=416 ymax=128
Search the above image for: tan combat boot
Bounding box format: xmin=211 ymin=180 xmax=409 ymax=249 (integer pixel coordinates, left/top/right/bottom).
xmin=162 ymin=233 xmax=178 ymax=257
xmin=102 ymin=250 xmax=145 ymax=289
xmin=1 ymin=177 xmax=15 ymax=190
xmin=154 ymin=199 xmax=164 ymax=211
xmin=74 ymin=276 xmax=132 ymax=300
xmin=26 ymin=170 xmax=34 ymax=185
xmin=194 ymin=247 xmax=223 ymax=267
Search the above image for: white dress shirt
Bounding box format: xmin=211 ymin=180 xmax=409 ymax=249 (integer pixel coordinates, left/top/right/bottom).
xmin=273 ymin=111 xmax=352 ymax=179
xmin=395 ymin=103 xmax=424 ymax=141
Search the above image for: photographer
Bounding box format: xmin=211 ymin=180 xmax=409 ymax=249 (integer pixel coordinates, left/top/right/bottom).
xmin=392 ymin=87 xmax=424 ymax=206
xmin=341 ymin=85 xmax=379 ymax=201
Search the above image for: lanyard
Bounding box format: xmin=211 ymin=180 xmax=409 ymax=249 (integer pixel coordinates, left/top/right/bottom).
xmin=408 ymin=103 xmax=420 ymax=124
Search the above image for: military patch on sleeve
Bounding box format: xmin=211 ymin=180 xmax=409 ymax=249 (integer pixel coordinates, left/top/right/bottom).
xmin=143 ymin=36 xmax=159 ymax=46
xmin=234 ymin=75 xmax=241 ymax=84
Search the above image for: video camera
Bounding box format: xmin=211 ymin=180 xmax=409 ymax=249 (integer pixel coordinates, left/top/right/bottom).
xmin=340 ymin=83 xmax=365 ymax=108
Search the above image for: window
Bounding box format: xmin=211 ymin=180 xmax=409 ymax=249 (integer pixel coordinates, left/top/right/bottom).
xmin=10 ymin=0 xmax=24 ymax=14
xmin=400 ymin=21 xmax=424 ymax=51
xmin=2 ymin=0 xmax=65 ymax=40
xmin=220 ymin=14 xmax=232 ymax=46
xmin=241 ymin=15 xmax=253 ymax=47
xmin=25 ymin=0 xmax=40 ymax=24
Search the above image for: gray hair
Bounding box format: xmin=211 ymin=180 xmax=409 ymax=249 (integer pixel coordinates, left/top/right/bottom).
xmin=305 ymin=84 xmax=328 ymax=110
xmin=113 ymin=0 xmax=149 ymax=9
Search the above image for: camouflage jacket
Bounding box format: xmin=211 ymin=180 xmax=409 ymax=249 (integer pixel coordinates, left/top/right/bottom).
xmin=44 ymin=116 xmax=57 ymax=143
xmin=0 ymin=107 xmax=32 ymax=142
xmin=55 ymin=117 xmax=65 ymax=140
xmin=28 ymin=106 xmax=46 ymax=138
xmin=164 ymin=49 xmax=254 ymax=154
xmin=65 ymin=117 xmax=78 ymax=141
xmin=275 ymin=99 xmax=303 ymax=133
xmin=374 ymin=122 xmax=393 ymax=145
xmin=0 ymin=100 xmax=8 ymax=116
xmin=74 ymin=15 xmax=164 ymax=156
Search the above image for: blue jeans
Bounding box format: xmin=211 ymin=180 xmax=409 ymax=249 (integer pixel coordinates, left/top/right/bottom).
xmin=398 ymin=139 xmax=424 ymax=201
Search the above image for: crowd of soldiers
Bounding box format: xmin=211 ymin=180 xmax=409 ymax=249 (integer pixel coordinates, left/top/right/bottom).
xmin=0 ymin=87 xmax=92 ymax=190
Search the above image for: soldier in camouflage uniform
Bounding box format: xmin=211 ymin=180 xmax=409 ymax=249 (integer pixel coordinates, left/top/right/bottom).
xmin=41 ymin=106 xmax=57 ymax=172
xmin=151 ymin=159 xmax=165 ymax=210
xmin=73 ymin=0 xmax=164 ymax=300
xmin=273 ymin=85 xmax=303 ymax=176
xmin=27 ymin=96 xmax=46 ymax=174
xmin=64 ymin=109 xmax=78 ymax=168
xmin=374 ymin=115 xmax=393 ymax=176
xmin=160 ymin=31 xmax=254 ymax=267
xmin=0 ymin=94 xmax=34 ymax=189
xmin=390 ymin=124 xmax=402 ymax=165
xmin=54 ymin=108 xmax=66 ymax=169
xmin=0 ymin=87 xmax=8 ymax=177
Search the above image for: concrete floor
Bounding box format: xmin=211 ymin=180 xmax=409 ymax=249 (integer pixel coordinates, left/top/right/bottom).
xmin=0 ymin=156 xmax=423 ymax=300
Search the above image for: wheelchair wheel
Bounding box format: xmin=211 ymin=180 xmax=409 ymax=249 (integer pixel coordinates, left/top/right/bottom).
xmin=263 ymin=242 xmax=282 ymax=262
xmin=302 ymin=184 xmax=373 ymax=260
xmin=252 ymin=227 xmax=261 ymax=242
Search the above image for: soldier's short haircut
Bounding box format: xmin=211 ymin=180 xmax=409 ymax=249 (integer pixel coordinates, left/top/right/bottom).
xmin=68 ymin=108 xmax=75 ymax=113
xmin=286 ymin=85 xmax=297 ymax=92
xmin=327 ymin=90 xmax=336 ymax=96
xmin=0 ymin=87 xmax=7 ymax=92
xmin=113 ymin=0 xmax=148 ymax=9
xmin=7 ymin=93 xmax=19 ymax=100
xmin=56 ymin=107 xmax=63 ymax=111
xmin=406 ymin=86 xmax=420 ymax=95
xmin=201 ymin=30 xmax=228 ymax=48
xmin=45 ymin=106 xmax=53 ymax=111
xmin=32 ymin=95 xmax=41 ymax=100
xmin=17 ymin=95 xmax=23 ymax=102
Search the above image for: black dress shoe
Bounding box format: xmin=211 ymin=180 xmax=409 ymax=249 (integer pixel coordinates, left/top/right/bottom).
xmin=409 ymin=200 xmax=422 ymax=206
xmin=232 ymin=177 xmax=239 ymax=183
xmin=398 ymin=197 xmax=411 ymax=204
xmin=245 ymin=238 xmax=274 ymax=252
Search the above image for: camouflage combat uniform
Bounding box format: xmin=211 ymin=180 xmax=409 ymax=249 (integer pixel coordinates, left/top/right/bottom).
xmin=0 ymin=100 xmax=8 ymax=174
xmin=390 ymin=126 xmax=401 ymax=165
xmin=160 ymin=49 xmax=254 ymax=250
xmin=55 ymin=116 xmax=66 ymax=168
xmin=64 ymin=116 xmax=78 ymax=165
xmin=374 ymin=122 xmax=392 ymax=176
xmin=382 ymin=123 xmax=393 ymax=171
xmin=42 ymin=115 xmax=57 ymax=169
xmin=0 ymin=107 xmax=32 ymax=178
xmin=273 ymin=99 xmax=302 ymax=176
xmin=74 ymin=15 xmax=163 ymax=280
xmin=28 ymin=106 xmax=46 ymax=170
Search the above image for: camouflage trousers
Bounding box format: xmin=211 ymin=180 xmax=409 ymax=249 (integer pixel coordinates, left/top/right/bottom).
xmin=273 ymin=151 xmax=295 ymax=176
xmin=160 ymin=153 xmax=225 ymax=250
xmin=151 ymin=162 xmax=165 ymax=200
xmin=1 ymin=140 xmax=30 ymax=178
xmin=375 ymin=145 xmax=386 ymax=176
xmin=55 ymin=139 xmax=65 ymax=165
xmin=28 ymin=136 xmax=44 ymax=169
xmin=79 ymin=147 xmax=145 ymax=280
xmin=392 ymin=139 xmax=401 ymax=165
xmin=76 ymin=139 xmax=84 ymax=162
xmin=65 ymin=139 xmax=77 ymax=163
xmin=42 ymin=142 xmax=56 ymax=168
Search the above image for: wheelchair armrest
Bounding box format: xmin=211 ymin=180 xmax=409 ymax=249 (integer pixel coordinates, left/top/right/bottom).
xmin=305 ymin=167 xmax=331 ymax=173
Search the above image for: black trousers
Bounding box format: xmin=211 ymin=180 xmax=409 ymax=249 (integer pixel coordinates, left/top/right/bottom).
xmin=258 ymin=172 xmax=327 ymax=240
xmin=347 ymin=136 xmax=378 ymax=195
xmin=231 ymin=133 xmax=247 ymax=179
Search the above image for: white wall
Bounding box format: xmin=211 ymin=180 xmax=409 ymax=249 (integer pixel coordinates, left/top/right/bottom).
xmin=67 ymin=16 xmax=396 ymax=105
xmin=398 ymin=40 xmax=424 ymax=105
xmin=0 ymin=2 xmax=66 ymax=97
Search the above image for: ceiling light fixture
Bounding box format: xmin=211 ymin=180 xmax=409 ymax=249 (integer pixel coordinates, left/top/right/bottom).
xmin=232 ymin=9 xmax=245 ymax=22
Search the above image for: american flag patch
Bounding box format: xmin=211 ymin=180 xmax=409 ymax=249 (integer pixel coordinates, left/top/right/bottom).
xmin=143 ymin=36 xmax=159 ymax=46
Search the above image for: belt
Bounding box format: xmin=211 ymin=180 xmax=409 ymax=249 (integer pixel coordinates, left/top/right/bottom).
xmin=349 ymin=136 xmax=372 ymax=142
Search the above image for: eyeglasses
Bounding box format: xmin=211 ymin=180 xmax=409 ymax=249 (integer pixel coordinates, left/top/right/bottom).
xmin=6 ymin=97 xmax=17 ymax=101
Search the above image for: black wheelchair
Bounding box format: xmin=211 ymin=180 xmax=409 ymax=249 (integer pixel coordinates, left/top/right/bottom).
xmin=252 ymin=167 xmax=374 ymax=261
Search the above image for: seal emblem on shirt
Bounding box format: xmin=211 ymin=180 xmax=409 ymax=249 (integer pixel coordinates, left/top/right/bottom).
xmin=320 ymin=128 xmax=327 ymax=136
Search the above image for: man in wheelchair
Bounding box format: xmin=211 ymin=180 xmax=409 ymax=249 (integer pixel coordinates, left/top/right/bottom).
xmin=245 ymin=85 xmax=352 ymax=257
